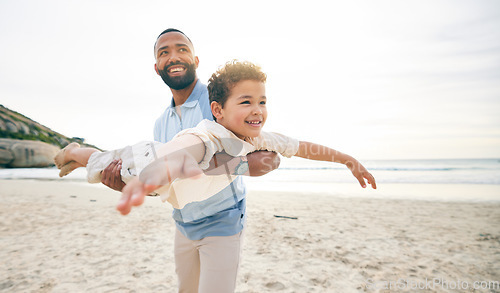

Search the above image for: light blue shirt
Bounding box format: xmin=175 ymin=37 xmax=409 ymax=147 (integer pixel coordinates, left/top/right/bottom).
xmin=153 ymin=80 xmax=247 ymax=240
xmin=154 ymin=80 xmax=213 ymax=143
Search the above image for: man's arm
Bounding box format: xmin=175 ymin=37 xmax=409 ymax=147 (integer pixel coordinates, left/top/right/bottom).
xmin=296 ymin=141 xmax=376 ymax=189
xmin=201 ymin=150 xmax=280 ymax=177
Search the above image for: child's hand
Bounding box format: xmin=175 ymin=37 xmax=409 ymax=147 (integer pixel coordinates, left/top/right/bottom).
xmin=117 ymin=177 xmax=157 ymax=215
xmin=346 ymin=160 xmax=377 ymax=189
xmin=116 ymin=149 xmax=203 ymax=215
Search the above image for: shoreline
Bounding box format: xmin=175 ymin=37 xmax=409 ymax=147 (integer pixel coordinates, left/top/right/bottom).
xmin=1 ymin=179 xmax=499 ymax=292
xmin=2 ymin=177 xmax=500 ymax=203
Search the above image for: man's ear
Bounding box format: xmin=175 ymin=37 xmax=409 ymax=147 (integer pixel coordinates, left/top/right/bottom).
xmin=194 ymin=56 xmax=200 ymax=69
xmin=211 ymin=101 xmax=223 ymax=120
xmin=154 ymin=63 xmax=159 ymax=75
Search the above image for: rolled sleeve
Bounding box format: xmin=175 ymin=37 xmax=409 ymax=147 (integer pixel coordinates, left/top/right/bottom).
xmin=249 ymin=131 xmax=299 ymax=158
xmin=173 ymin=120 xmax=255 ymax=169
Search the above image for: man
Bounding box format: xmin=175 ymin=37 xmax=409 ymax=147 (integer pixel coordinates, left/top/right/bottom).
xmin=101 ymin=28 xmax=279 ymax=292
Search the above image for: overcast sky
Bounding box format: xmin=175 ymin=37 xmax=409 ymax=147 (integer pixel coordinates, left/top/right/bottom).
xmin=1 ymin=0 xmax=499 ymax=160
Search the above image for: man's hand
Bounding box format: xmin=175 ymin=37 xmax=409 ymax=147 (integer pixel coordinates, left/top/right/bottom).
xmin=247 ymin=151 xmax=280 ymax=176
xmin=117 ymin=149 xmax=203 ymax=215
xmin=203 ymin=152 xmax=249 ymax=176
xmin=101 ymin=160 xmax=126 ymax=191
xmin=345 ymin=160 xmax=377 ymax=189
xmin=202 ymin=150 xmax=279 ymax=177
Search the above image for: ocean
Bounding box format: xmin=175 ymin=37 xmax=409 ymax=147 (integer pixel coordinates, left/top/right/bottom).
xmin=1 ymin=158 xmax=499 ymax=202
xmin=261 ymin=157 xmax=500 ymax=185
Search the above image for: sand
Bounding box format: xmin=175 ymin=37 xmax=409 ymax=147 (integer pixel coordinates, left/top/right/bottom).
xmin=1 ymin=179 xmax=499 ymax=292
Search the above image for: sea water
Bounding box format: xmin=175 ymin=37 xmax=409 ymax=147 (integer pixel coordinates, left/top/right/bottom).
xmin=1 ymin=158 xmax=499 ymax=202
xmin=243 ymin=158 xmax=500 ymax=202
xmin=262 ymin=158 xmax=500 ymax=185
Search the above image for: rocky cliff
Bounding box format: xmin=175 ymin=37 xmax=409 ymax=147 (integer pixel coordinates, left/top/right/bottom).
xmin=0 ymin=105 xmax=99 ymax=168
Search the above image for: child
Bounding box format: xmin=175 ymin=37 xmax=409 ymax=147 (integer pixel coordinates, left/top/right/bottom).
xmin=55 ymin=61 xmax=376 ymax=212
xmin=115 ymin=60 xmax=376 ymax=215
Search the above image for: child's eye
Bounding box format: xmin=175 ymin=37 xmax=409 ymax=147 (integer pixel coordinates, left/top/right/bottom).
xmin=260 ymin=101 xmax=266 ymax=105
xmin=240 ymin=101 xmax=250 ymax=104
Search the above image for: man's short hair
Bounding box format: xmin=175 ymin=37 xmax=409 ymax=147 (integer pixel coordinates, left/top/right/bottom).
xmin=154 ymin=28 xmax=193 ymax=52
xmin=208 ymin=60 xmax=267 ymax=109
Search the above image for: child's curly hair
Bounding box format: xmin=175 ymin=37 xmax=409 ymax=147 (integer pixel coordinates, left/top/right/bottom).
xmin=208 ymin=60 xmax=267 ymax=111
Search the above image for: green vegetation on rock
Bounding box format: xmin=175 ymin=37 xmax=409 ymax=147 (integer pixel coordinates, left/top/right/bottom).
xmin=0 ymin=105 xmax=99 ymax=150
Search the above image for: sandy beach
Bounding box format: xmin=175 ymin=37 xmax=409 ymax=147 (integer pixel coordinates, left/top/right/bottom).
xmin=1 ymin=179 xmax=499 ymax=292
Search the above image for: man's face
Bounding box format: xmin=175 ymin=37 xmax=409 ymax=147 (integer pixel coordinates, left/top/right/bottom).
xmin=154 ymin=32 xmax=199 ymax=90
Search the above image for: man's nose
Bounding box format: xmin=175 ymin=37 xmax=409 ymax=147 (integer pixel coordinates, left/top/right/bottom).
xmin=168 ymin=52 xmax=181 ymax=64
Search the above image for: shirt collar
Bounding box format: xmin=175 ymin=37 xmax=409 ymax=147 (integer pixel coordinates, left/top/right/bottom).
xmin=168 ymin=80 xmax=203 ymax=115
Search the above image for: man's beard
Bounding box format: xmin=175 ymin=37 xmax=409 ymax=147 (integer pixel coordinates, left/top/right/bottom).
xmin=158 ymin=62 xmax=197 ymax=90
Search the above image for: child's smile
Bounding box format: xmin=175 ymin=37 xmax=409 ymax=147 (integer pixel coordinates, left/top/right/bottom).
xmin=245 ymin=119 xmax=263 ymax=127
xmin=215 ymin=80 xmax=267 ymax=140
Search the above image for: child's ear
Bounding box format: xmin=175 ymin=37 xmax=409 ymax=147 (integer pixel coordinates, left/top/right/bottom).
xmin=211 ymin=101 xmax=223 ymax=120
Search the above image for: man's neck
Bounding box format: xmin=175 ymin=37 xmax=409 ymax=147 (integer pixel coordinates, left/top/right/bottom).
xmin=171 ymin=78 xmax=198 ymax=106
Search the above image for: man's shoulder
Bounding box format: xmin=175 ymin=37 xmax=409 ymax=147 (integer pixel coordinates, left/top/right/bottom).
xmin=195 ymin=79 xmax=208 ymax=92
xmin=193 ymin=80 xmax=209 ymax=103
xmin=190 ymin=80 xmax=212 ymax=120
xmin=153 ymin=107 xmax=175 ymax=134
xmin=154 ymin=107 xmax=170 ymax=122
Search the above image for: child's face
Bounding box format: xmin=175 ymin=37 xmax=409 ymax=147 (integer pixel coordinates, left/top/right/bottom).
xmin=214 ymin=80 xmax=267 ymax=140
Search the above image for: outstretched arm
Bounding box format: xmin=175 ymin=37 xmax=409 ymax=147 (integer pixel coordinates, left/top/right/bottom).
xmin=117 ymin=134 xmax=205 ymax=215
xmin=296 ymin=141 xmax=376 ymax=189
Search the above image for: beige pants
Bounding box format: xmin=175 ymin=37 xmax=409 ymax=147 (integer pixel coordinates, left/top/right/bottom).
xmin=174 ymin=228 xmax=244 ymax=293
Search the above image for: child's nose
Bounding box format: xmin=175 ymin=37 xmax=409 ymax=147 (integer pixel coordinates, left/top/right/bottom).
xmin=252 ymin=106 xmax=262 ymax=115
